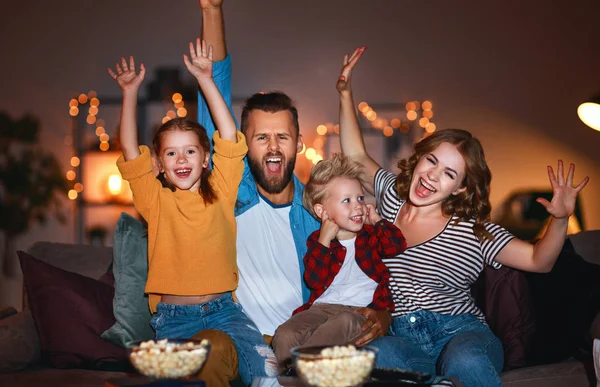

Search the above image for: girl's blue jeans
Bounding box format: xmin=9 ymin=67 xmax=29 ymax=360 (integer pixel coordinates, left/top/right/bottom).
xmin=369 ymin=310 xmax=503 ymax=387
xmin=150 ymin=293 xmax=277 ymax=386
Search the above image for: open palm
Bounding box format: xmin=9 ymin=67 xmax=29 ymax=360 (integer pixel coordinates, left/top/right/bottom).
xmin=183 ymin=38 xmax=213 ymax=81
xmin=536 ymin=160 xmax=589 ymax=219
xmin=107 ymin=56 xmax=145 ymax=92
xmin=336 ymin=46 xmax=366 ymax=93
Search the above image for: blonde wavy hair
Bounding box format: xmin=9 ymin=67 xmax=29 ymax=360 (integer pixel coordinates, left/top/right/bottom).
xmin=303 ymin=153 xmax=364 ymax=220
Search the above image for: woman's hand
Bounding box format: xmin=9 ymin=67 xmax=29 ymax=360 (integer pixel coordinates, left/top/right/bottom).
xmin=336 ymin=46 xmax=366 ymax=94
xmin=354 ymin=308 xmax=391 ymax=346
xmin=183 ymin=38 xmax=213 ymax=82
xmin=107 ymin=56 xmax=145 ymax=93
xmin=537 ymin=160 xmax=589 ymax=219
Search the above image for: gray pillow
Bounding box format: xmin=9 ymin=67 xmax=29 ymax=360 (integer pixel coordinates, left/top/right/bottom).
xmin=101 ymin=213 xmax=154 ymax=347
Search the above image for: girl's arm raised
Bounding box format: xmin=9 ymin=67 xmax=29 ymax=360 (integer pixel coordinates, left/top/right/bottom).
xmin=184 ymin=38 xmax=237 ymax=142
xmin=337 ymin=47 xmax=380 ymax=195
xmin=107 ymin=56 xmax=146 ymax=161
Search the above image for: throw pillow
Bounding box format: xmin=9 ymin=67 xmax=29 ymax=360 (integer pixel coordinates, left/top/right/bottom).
xmin=102 ymin=212 xmax=154 ymax=347
xmin=0 ymin=310 xmax=40 ymax=373
xmin=18 ymin=250 xmax=128 ymax=369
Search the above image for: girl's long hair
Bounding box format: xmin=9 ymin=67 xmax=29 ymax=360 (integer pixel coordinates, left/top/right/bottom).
xmin=395 ymin=129 xmax=493 ymax=241
xmin=152 ymin=118 xmax=217 ymax=205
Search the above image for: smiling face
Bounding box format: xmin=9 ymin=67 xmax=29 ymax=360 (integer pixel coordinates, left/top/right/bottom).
xmin=157 ymin=130 xmax=209 ymax=192
xmin=317 ymin=177 xmax=366 ymax=240
xmin=245 ymin=109 xmax=302 ymax=195
xmin=409 ymin=142 xmax=467 ymax=207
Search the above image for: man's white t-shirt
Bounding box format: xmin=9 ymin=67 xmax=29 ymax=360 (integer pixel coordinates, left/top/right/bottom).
xmin=314 ymin=237 xmax=378 ymax=307
xmin=235 ymin=197 xmax=303 ymax=336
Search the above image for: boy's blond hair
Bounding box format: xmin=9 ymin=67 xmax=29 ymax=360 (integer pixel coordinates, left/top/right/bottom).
xmin=302 ymin=153 xmax=364 ymax=219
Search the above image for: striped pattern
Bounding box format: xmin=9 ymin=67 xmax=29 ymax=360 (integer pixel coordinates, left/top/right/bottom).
xmin=374 ymin=169 xmax=515 ymax=323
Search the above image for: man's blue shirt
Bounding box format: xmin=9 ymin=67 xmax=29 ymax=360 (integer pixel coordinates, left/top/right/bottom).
xmin=197 ymin=54 xmax=319 ymax=302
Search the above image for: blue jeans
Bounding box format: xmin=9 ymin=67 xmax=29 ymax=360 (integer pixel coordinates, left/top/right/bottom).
xmin=370 ymin=310 xmax=503 ymax=387
xmin=150 ymin=293 xmax=277 ymax=386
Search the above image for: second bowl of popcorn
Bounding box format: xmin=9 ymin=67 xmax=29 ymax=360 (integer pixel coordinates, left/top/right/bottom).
xmin=128 ymin=338 xmax=211 ymax=379
xmin=291 ymin=345 xmax=377 ymax=387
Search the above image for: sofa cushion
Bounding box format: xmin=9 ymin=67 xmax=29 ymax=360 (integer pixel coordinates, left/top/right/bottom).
xmin=18 ymin=250 xmax=128 ymax=370
xmin=27 ymin=241 xmax=113 ymax=280
xmin=102 ymin=212 xmax=154 ymax=347
xmin=0 ymin=310 xmax=40 ymax=373
xmin=525 ymin=238 xmax=600 ymax=365
xmin=472 ymin=265 xmax=536 ymax=371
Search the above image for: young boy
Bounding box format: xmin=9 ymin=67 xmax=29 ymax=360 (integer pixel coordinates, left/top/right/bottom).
xmin=271 ymin=153 xmax=407 ymax=366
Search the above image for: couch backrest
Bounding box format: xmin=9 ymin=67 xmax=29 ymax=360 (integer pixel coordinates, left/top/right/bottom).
xmin=27 ymin=242 xmax=113 ymax=281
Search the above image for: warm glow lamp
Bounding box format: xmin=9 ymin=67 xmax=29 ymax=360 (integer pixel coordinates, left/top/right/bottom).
xmin=577 ymin=92 xmax=600 ymax=131
xmin=107 ymin=174 xmax=123 ymax=196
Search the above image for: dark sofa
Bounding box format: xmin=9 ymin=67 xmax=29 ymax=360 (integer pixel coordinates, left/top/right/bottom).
xmin=1 ymin=231 xmax=599 ymax=387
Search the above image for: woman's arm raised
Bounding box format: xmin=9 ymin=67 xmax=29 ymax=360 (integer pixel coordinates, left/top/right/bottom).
xmin=495 ymin=160 xmax=589 ymax=273
xmin=337 ymin=47 xmax=381 ymax=195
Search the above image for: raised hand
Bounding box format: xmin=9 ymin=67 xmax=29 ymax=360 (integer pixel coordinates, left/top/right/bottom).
xmin=318 ymin=210 xmax=340 ymax=247
xmin=107 ymin=56 xmax=145 ymax=92
xmin=536 ymin=160 xmax=589 ymax=219
xmin=336 ymin=46 xmax=366 ymax=94
xmin=183 ymin=38 xmax=213 ymax=82
xmin=199 ymin=0 xmax=223 ymax=10
xmin=364 ymin=204 xmax=382 ymax=225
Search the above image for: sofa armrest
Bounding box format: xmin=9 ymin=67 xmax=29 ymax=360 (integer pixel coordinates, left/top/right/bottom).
xmin=0 ymin=310 xmax=41 ymax=372
xmin=0 ymin=307 xmax=17 ymax=321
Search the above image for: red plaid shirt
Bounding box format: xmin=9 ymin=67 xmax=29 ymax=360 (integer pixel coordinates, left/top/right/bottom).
xmin=293 ymin=219 xmax=406 ymax=315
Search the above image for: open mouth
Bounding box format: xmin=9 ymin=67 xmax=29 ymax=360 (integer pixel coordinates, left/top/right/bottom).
xmin=265 ymin=156 xmax=283 ymax=174
xmin=175 ymin=168 xmax=191 ymax=179
xmin=350 ymin=215 xmax=364 ymax=224
xmin=415 ymin=178 xmax=436 ymax=198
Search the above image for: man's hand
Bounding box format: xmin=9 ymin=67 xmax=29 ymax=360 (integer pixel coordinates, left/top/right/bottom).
xmin=354 ymin=307 xmax=391 ymax=346
xmin=318 ymin=210 xmax=339 ymax=247
xmin=183 ymin=38 xmax=214 ymax=82
xmin=107 ymin=56 xmax=145 ymax=93
xmin=199 ymin=0 xmax=223 ymax=10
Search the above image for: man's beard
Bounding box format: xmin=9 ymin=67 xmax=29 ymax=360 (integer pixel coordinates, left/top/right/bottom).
xmin=248 ymin=153 xmax=296 ymax=194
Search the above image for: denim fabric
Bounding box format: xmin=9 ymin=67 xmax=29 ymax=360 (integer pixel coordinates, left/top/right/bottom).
xmin=196 ymin=55 xmax=319 ymax=303
xmin=370 ymin=310 xmax=503 ymax=387
xmin=150 ymin=293 xmax=277 ymax=385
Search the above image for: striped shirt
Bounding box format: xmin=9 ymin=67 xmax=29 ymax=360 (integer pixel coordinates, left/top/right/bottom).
xmin=374 ymin=169 xmax=515 ymax=323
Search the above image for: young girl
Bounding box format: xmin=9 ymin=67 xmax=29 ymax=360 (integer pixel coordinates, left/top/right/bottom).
xmin=336 ymin=47 xmax=589 ymax=387
xmin=108 ymin=39 xmax=277 ymax=385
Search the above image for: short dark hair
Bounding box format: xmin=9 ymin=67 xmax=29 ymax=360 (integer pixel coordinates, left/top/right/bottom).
xmin=240 ymin=91 xmax=299 ymax=137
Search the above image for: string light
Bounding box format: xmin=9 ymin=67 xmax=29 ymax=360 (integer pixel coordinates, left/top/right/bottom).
xmin=316 ymin=125 xmax=327 ymax=136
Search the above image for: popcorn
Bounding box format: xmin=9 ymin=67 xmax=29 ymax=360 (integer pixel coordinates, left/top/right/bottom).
xmin=129 ymin=339 xmax=210 ymax=379
xmin=294 ymin=345 xmax=376 ymax=387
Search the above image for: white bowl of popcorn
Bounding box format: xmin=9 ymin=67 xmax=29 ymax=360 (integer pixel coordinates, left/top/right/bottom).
xmin=128 ymin=339 xmax=211 ymax=379
xmin=291 ymin=345 xmax=377 ymax=387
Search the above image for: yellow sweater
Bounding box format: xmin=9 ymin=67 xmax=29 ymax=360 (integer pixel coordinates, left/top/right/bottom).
xmin=117 ymin=132 xmax=247 ymax=313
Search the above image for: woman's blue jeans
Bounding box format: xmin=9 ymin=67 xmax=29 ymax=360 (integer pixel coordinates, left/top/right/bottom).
xmin=150 ymin=293 xmax=277 ymax=386
xmin=370 ymin=310 xmax=503 ymax=387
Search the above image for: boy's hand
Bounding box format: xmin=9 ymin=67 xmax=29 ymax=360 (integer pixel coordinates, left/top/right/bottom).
xmin=199 ymin=0 xmax=223 ymax=10
xmin=365 ymin=204 xmax=382 ymax=225
xmin=183 ymin=38 xmax=213 ymax=82
xmin=318 ymin=210 xmax=339 ymax=247
xmin=336 ymin=46 xmax=366 ymax=94
xmin=107 ymin=56 xmax=145 ymax=92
